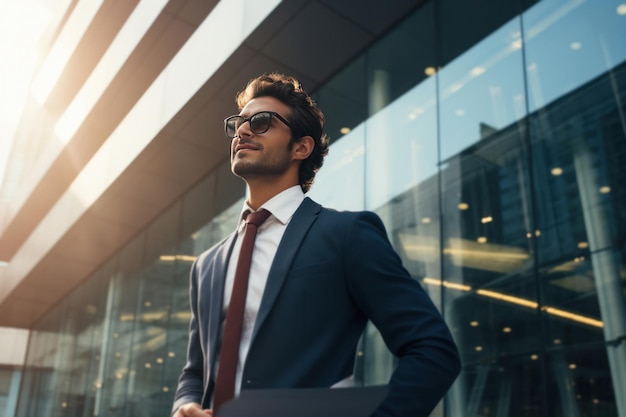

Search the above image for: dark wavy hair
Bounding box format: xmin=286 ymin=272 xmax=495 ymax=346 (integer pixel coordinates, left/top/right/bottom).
xmin=235 ymin=73 xmax=330 ymax=193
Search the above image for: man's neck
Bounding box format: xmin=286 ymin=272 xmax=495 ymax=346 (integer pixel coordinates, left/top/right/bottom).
xmin=245 ymin=180 xmax=300 ymax=210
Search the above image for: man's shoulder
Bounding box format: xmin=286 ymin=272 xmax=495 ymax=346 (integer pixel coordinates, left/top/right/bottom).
xmin=304 ymin=198 xmax=383 ymax=226
xmin=303 ymin=197 xmax=370 ymax=216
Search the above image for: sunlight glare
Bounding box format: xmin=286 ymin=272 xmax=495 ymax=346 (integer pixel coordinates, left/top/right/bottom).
xmin=0 ymin=0 xmax=54 ymax=186
xmin=31 ymin=0 xmax=103 ymax=105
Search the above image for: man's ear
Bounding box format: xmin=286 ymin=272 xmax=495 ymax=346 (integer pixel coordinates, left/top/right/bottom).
xmin=292 ymin=135 xmax=315 ymax=161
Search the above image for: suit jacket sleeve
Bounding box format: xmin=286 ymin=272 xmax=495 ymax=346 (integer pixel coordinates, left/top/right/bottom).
xmin=343 ymin=211 xmax=461 ymax=417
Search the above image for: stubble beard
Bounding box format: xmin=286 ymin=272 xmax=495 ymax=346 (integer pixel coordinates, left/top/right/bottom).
xmin=231 ymin=151 xmax=292 ymax=182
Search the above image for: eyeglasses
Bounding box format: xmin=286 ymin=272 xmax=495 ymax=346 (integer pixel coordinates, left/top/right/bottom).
xmin=224 ymin=111 xmax=292 ymax=138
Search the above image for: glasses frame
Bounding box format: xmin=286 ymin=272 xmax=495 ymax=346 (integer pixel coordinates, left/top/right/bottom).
xmin=224 ymin=111 xmax=292 ymax=138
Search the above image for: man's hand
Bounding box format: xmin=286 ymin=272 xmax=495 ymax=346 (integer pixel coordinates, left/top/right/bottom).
xmin=173 ymin=402 xmax=212 ymax=416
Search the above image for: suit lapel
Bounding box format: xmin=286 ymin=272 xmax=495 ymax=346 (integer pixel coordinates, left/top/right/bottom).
xmin=250 ymin=198 xmax=321 ymax=343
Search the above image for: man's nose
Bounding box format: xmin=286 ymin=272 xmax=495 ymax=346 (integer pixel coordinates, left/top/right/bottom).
xmin=236 ymin=120 xmax=253 ymax=138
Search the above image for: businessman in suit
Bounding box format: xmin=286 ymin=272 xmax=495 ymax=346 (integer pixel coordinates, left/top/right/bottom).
xmin=172 ymin=73 xmax=461 ymax=417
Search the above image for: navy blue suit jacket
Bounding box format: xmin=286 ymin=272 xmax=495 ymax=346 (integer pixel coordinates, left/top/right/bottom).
xmin=173 ymin=197 xmax=460 ymax=416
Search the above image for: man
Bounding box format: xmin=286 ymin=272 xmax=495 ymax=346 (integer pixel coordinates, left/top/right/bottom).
xmin=172 ymin=73 xmax=461 ymax=417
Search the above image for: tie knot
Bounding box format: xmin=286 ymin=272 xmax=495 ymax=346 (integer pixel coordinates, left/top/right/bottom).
xmin=245 ymin=209 xmax=271 ymax=227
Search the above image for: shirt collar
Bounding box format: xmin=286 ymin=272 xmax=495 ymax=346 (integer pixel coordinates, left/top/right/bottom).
xmin=239 ymin=185 xmax=305 ymax=226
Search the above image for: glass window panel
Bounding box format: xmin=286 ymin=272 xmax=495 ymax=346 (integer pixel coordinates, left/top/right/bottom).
xmin=314 ymin=56 xmax=368 ymax=145
xmin=361 ymin=0 xmax=440 ymax=294
xmin=61 ymin=266 xmax=108 ymax=417
xmin=17 ymin=307 xmax=65 ymax=417
xmin=96 ymin=269 xmax=140 ymax=416
xmin=546 ymin=346 xmax=618 ymax=416
xmin=162 ymin=238 xmax=196 ymax=399
xmin=306 ymin=125 xmax=365 ymax=211
xmin=448 ymin=351 xmax=544 ymax=417
xmin=365 ymin=7 xmax=436 ymax=115
xmin=439 ymin=0 xmax=531 ymax=67
xmin=439 ymin=8 xmax=541 ymax=417
xmin=525 ymin=1 xmax=626 ymax=414
xmin=439 ymin=18 xmax=527 ymax=161
xmin=524 ymin=0 xmax=626 ymax=113
xmin=364 ymin=2 xmax=437 ymax=211
xmin=365 ymin=79 xmax=438 ymax=211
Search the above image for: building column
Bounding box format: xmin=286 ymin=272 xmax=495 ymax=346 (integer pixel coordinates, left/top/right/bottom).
xmin=573 ymin=134 xmax=626 ymax=417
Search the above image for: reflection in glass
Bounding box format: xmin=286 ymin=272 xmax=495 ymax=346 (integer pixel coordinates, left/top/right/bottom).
xmin=526 ymin=1 xmax=626 ymax=414
xmin=439 ymin=18 xmax=526 ymax=161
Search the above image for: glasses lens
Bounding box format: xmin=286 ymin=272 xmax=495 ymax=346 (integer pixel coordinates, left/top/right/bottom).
xmin=249 ymin=112 xmax=272 ymax=134
xmin=225 ymin=116 xmax=242 ymax=138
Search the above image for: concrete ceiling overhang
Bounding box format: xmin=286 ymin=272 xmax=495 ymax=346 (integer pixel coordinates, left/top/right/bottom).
xmin=0 ymin=0 xmax=423 ymax=328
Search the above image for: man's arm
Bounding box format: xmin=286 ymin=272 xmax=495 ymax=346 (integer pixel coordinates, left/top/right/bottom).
xmin=345 ymin=212 xmax=461 ymax=417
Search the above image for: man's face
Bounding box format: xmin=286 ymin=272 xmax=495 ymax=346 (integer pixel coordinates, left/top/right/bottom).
xmin=230 ymin=96 xmax=295 ymax=181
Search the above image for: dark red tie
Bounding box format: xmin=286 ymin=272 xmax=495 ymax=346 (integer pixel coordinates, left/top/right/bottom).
xmin=213 ymin=209 xmax=271 ymax=414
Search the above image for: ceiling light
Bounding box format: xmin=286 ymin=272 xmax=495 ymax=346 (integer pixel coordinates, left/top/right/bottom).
xmin=471 ymin=66 xmax=485 ymax=76
xmin=477 ymin=236 xmax=488 ymax=243
xmin=551 ymin=167 xmax=563 ymax=176
xmin=458 ymin=202 xmax=469 ymax=210
xmin=481 ymin=216 xmax=493 ymax=224
xmin=340 ymin=127 xmax=351 ymax=135
xmin=443 ymin=281 xmax=472 ymax=291
xmin=424 ymin=66 xmax=436 ymax=76
xmin=422 ymin=278 xmax=472 ymax=292
xmin=160 ymin=254 xmax=197 ymax=262
xmin=570 ymin=41 xmax=582 ymax=50
xmin=544 ymin=306 xmax=603 ymax=328
xmin=409 ymin=108 xmax=424 ymax=120
xmin=476 ymin=289 xmax=538 ymax=308
xmin=449 ymin=83 xmax=463 ymax=93
xmin=421 ymin=217 xmax=431 ymax=224
xmin=617 ymin=4 xmax=626 ymax=15
xmin=470 ymin=321 xmax=479 ymax=327
xmin=577 ymin=241 xmax=589 ymax=249
xmin=599 ymin=186 xmax=611 ymax=194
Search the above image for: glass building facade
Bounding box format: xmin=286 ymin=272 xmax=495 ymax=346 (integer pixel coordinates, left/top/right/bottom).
xmin=13 ymin=1 xmax=626 ymax=416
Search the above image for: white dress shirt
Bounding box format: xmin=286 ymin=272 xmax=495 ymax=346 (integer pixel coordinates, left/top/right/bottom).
xmin=220 ymin=185 xmax=305 ymax=394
